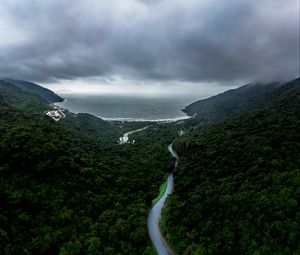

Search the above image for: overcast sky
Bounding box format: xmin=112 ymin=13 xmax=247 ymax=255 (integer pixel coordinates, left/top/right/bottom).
xmin=0 ymin=0 xmax=299 ymax=93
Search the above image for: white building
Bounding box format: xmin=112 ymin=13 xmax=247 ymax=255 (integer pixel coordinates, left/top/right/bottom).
xmin=45 ymin=108 xmax=66 ymax=121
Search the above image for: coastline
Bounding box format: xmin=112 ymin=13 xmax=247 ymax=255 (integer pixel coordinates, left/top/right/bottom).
xmin=54 ymin=102 xmax=192 ymax=123
xmin=54 ymin=93 xmax=195 ymax=123
xmin=102 ymin=115 xmax=191 ymax=123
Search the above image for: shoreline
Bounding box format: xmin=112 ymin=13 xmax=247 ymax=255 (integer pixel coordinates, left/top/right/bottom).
xmin=54 ymin=102 xmax=192 ymax=123
xmin=102 ymin=115 xmax=191 ymax=123
xmin=54 ymin=94 xmax=194 ymax=123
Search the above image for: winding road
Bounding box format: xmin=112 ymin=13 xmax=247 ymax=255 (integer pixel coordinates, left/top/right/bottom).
xmin=148 ymin=144 xmax=179 ymax=255
xmin=118 ymin=126 xmax=179 ymax=254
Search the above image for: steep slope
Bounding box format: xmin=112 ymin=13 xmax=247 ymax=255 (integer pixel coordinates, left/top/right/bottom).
xmin=5 ymin=79 xmax=63 ymax=103
xmin=161 ymin=78 xmax=300 ymax=254
xmin=183 ymin=81 xmax=282 ymax=122
xmin=0 ymin=80 xmax=49 ymax=114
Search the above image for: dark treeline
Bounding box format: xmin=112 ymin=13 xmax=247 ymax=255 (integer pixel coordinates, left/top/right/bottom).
xmin=0 ymin=80 xmax=176 ymax=254
xmin=161 ymin=78 xmax=300 ymax=254
xmin=1 ymin=77 xmax=299 ymax=255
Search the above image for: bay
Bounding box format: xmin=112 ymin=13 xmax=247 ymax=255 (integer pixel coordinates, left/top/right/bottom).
xmin=55 ymin=93 xmax=201 ymax=121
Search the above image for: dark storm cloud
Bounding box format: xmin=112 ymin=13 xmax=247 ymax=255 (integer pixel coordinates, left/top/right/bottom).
xmin=0 ymin=0 xmax=299 ymax=83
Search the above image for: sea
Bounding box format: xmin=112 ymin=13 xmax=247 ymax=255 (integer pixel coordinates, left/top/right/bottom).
xmin=54 ymin=93 xmax=202 ymax=121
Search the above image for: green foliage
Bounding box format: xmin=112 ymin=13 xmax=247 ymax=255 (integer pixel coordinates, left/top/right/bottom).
xmin=161 ymin=78 xmax=300 ymax=254
xmin=183 ymin=81 xmax=282 ymax=122
xmin=0 ymin=81 xmax=176 ymax=254
xmin=2 ymin=76 xmax=299 ymax=254
xmin=152 ymin=177 xmax=168 ymax=206
xmin=0 ymin=80 xmax=50 ymax=114
xmin=5 ymin=79 xmax=63 ymax=103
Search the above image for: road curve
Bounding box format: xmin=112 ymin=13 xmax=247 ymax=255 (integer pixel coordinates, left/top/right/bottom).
xmin=147 ymin=144 xmax=179 ymax=255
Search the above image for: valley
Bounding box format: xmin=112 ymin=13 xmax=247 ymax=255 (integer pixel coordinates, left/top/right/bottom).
xmin=0 ymin=78 xmax=299 ymax=254
xmin=1 ymin=1 xmax=299 ymax=254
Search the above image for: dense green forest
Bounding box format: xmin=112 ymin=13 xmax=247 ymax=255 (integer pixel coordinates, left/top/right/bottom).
xmin=161 ymin=78 xmax=300 ymax=254
xmin=182 ymin=81 xmax=282 ymax=122
xmin=0 ymin=80 xmax=177 ymax=254
xmin=1 ymin=78 xmax=299 ymax=254
xmin=4 ymin=79 xmax=64 ymax=103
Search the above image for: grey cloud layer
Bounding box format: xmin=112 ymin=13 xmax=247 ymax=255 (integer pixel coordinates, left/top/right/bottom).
xmin=0 ymin=0 xmax=299 ymax=83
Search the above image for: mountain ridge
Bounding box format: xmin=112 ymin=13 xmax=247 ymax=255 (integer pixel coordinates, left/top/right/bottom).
xmin=182 ymin=81 xmax=284 ymax=122
xmin=3 ymin=79 xmax=63 ymax=103
xmin=161 ymin=77 xmax=300 ymax=254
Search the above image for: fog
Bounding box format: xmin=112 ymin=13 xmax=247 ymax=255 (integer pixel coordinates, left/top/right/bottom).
xmin=42 ymin=77 xmax=238 ymax=99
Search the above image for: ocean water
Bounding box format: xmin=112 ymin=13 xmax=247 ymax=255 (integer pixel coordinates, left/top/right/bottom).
xmin=55 ymin=94 xmax=200 ymax=121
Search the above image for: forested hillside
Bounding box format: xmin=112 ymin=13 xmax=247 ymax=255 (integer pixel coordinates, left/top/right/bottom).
xmin=1 ymin=77 xmax=299 ymax=254
xmin=0 ymin=80 xmax=176 ymax=254
xmin=4 ymin=79 xmax=63 ymax=103
xmin=182 ymin=81 xmax=282 ymax=122
xmin=0 ymin=80 xmax=50 ymax=114
xmin=161 ymin=78 xmax=300 ymax=254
